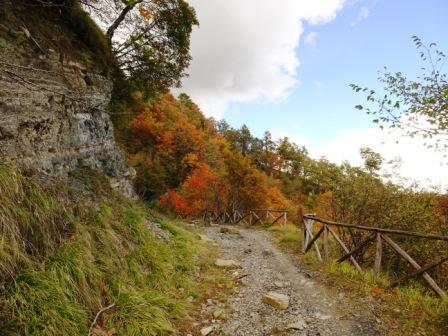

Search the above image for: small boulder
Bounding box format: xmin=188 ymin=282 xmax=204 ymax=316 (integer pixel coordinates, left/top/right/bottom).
xmin=200 ymin=326 xmax=214 ymax=336
xmin=261 ymin=292 xmax=290 ymax=310
xmin=147 ymin=221 xmax=172 ymax=241
xmin=214 ymin=259 xmax=241 ymax=268
xmin=213 ymin=308 xmax=224 ymax=318
xmin=220 ymin=227 xmax=240 ymax=235
xmin=274 ymin=281 xmax=284 ymax=288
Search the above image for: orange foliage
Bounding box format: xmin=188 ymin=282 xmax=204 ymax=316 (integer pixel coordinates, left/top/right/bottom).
xmin=317 ymin=191 xmax=333 ymax=219
xmin=156 ymin=130 xmax=175 ymax=151
xmin=128 ymin=108 xmax=165 ymax=149
xmin=128 ymin=93 xmax=295 ymax=220
xmin=181 ymin=163 xmax=229 ymax=216
xmin=160 ymin=190 xmax=191 ymax=217
xmin=266 ymin=186 xmax=289 ymax=210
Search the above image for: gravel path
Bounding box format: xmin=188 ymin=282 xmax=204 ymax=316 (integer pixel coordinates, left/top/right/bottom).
xmin=201 ymin=226 xmax=386 ymax=336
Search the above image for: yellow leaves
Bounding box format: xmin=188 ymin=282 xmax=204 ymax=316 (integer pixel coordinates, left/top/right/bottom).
xmin=181 ymin=153 xmax=200 ymax=171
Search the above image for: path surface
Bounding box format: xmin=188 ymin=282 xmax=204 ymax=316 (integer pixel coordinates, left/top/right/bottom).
xmin=201 ymin=226 xmax=385 ymax=336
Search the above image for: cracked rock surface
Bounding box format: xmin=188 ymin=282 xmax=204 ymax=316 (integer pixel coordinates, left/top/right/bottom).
xmin=0 ymin=3 xmax=135 ymax=196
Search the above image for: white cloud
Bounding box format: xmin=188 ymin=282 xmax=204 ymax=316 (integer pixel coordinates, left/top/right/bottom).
xmin=178 ymin=0 xmax=347 ymax=117
xmin=304 ymin=31 xmax=319 ymax=45
xmin=351 ymin=6 xmax=370 ymax=26
xmin=309 ymin=127 xmax=448 ymax=190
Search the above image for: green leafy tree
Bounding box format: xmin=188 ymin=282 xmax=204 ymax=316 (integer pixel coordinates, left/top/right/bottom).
xmin=85 ymin=0 xmax=198 ymax=96
xmin=360 ymin=147 xmax=383 ymax=173
xmin=351 ymin=37 xmax=448 ymax=151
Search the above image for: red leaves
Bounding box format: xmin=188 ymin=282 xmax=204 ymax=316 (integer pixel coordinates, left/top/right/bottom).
xmin=160 ymin=190 xmax=191 ymax=217
xmin=182 ymin=163 xmax=226 ymax=216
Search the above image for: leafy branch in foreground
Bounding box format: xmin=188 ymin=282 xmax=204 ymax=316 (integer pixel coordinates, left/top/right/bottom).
xmin=351 ymin=36 xmax=448 ymax=151
xmin=87 ymin=0 xmax=199 ymax=96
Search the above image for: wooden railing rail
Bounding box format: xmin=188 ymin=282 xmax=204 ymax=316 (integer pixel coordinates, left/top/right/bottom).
xmin=303 ymin=215 xmax=448 ymax=241
xmin=302 ymin=214 xmax=448 ymax=300
xmin=203 ymin=209 xmax=288 ymax=226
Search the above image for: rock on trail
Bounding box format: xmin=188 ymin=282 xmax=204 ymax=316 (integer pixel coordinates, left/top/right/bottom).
xmin=201 ymin=226 xmax=385 ymax=336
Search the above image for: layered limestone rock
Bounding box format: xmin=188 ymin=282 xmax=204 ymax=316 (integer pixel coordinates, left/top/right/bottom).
xmin=0 ymin=12 xmax=135 ymax=196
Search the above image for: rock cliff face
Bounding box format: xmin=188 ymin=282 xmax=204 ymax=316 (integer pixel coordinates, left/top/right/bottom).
xmin=0 ymin=5 xmax=135 ymax=196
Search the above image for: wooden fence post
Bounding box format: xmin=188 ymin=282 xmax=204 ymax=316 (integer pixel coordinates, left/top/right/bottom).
xmin=302 ymin=217 xmax=308 ymax=252
xmin=323 ymin=225 xmax=329 ymax=261
xmin=303 ymin=218 xmax=323 ymax=261
xmin=374 ymin=233 xmax=382 ymax=279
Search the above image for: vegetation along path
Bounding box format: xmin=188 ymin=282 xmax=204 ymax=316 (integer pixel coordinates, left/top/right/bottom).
xmin=200 ymin=226 xmax=385 ymax=336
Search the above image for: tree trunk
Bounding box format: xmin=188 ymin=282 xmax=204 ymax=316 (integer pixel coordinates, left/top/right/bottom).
xmin=106 ymin=0 xmax=144 ymax=41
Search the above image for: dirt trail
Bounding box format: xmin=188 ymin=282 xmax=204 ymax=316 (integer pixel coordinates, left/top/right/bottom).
xmin=201 ymin=226 xmax=385 ymax=336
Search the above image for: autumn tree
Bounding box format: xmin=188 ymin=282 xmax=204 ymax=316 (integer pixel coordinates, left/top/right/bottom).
xmin=223 ymin=150 xmax=287 ymax=210
xmin=181 ymin=163 xmax=229 ymax=216
xmin=160 ymin=189 xmax=191 ymax=216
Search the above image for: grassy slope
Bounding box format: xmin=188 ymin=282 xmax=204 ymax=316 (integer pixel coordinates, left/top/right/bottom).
xmin=0 ymin=165 xmax=228 ymax=336
xmin=268 ymin=224 xmax=448 ymax=336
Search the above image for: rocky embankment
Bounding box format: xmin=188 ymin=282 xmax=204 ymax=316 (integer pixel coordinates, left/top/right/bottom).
xmin=0 ymin=2 xmax=134 ymax=195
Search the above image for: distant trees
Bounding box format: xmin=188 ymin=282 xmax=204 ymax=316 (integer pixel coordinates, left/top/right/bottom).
xmin=126 ymin=93 xmax=289 ymax=213
xmin=351 ymin=37 xmax=448 ymax=151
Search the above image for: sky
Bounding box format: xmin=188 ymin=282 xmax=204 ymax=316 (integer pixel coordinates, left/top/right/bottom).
xmin=177 ymin=0 xmax=448 ymax=189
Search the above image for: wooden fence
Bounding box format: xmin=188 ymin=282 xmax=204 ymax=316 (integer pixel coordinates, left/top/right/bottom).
xmin=302 ymin=214 xmax=448 ymax=300
xmin=203 ymin=209 xmax=288 ymax=226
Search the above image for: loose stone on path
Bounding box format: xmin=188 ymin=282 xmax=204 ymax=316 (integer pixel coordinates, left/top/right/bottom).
xmin=261 ymin=292 xmax=290 ymax=310
xmin=200 ymin=326 xmax=213 ymax=336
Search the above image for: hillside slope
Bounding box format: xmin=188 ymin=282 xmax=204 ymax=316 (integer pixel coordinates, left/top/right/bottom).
xmin=0 ymin=165 xmax=222 ymax=335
